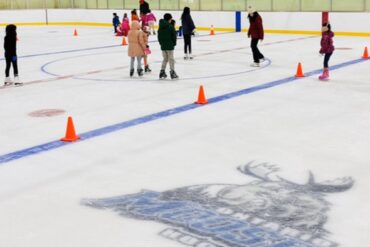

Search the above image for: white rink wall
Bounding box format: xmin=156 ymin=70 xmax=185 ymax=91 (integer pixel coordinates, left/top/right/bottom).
xmin=0 ymin=9 xmax=370 ymax=34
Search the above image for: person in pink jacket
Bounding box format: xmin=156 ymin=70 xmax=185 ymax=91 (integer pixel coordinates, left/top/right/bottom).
xmin=128 ymin=21 xmax=147 ymax=77
xmin=319 ymin=23 xmax=335 ymax=81
xmin=146 ymin=10 xmax=157 ymax=35
xmin=121 ymin=13 xmax=130 ymax=37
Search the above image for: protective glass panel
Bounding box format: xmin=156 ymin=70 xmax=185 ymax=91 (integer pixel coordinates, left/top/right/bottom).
xmin=86 ymin=0 xmax=97 ymax=8
xmin=367 ymin=0 xmax=370 ymax=11
xmin=332 ymin=0 xmax=365 ymax=11
xmin=73 ymin=0 xmax=87 ymax=8
xmin=246 ymin=0 xmax=272 ymax=11
xmin=301 ymin=0 xmax=330 ymax=11
xmin=108 ymin=0 xmax=123 ymax=8
xmin=146 ymin=0 xmax=159 ymax=10
xmin=273 ymin=0 xmax=300 ymax=11
xmin=159 ymin=0 xmax=179 ymax=10
xmin=28 ymin=0 xmax=45 ymax=8
xmin=200 ymin=0 xmax=221 ymax=10
xmin=11 ymin=0 xmax=27 ymax=9
xmin=222 ymin=0 xmax=245 ymax=11
xmin=59 ymin=0 xmax=73 ymax=8
xmin=180 ymin=0 xmax=200 ymax=11
xmin=97 ymin=0 xmax=108 ymax=8
xmin=124 ymin=0 xmax=139 ymax=9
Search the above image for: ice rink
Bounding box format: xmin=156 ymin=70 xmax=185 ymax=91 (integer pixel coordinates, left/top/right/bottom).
xmin=0 ymin=26 xmax=369 ymax=247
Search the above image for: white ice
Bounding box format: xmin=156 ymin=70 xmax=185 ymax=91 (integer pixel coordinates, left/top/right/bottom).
xmin=0 ymin=26 xmax=369 ymax=247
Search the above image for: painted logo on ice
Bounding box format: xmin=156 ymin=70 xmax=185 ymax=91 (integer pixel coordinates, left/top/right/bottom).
xmin=82 ymin=162 xmax=354 ymax=247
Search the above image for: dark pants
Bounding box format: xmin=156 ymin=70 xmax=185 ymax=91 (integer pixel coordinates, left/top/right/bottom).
xmin=184 ymin=34 xmax=192 ymax=54
xmin=324 ymin=53 xmax=332 ymax=68
xmin=251 ymin=38 xmax=264 ymax=63
xmin=114 ymin=25 xmax=118 ymax=33
xmin=5 ymin=56 xmax=18 ymax=77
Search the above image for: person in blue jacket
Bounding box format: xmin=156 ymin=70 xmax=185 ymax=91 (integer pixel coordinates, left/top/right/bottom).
xmin=112 ymin=13 xmax=120 ymax=33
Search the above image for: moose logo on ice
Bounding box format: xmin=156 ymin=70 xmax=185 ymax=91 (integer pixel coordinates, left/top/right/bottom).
xmin=82 ymin=162 xmax=354 ymax=247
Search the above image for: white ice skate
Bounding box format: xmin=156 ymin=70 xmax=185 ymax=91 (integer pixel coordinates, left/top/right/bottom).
xmin=4 ymin=77 xmax=12 ymax=86
xmin=250 ymin=62 xmax=260 ymax=67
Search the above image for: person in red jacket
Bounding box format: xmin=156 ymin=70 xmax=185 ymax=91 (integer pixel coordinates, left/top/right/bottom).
xmin=247 ymin=6 xmax=265 ymax=67
xmin=319 ymin=23 xmax=334 ymax=81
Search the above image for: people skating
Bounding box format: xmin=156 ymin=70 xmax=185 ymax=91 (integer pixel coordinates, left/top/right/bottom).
xmin=247 ymin=6 xmax=265 ymax=67
xmin=319 ymin=23 xmax=335 ymax=81
xmin=142 ymin=26 xmax=152 ymax=73
xmin=158 ymin=13 xmax=178 ymax=80
xmin=131 ymin=9 xmax=140 ymax=22
xmin=146 ymin=10 xmax=157 ymax=35
xmin=121 ymin=13 xmax=130 ymax=37
xmin=4 ymin=24 xmax=21 ymax=86
xmin=181 ymin=7 xmax=196 ymax=60
xmin=128 ymin=21 xmax=147 ymax=77
xmin=112 ymin=13 xmax=120 ymax=34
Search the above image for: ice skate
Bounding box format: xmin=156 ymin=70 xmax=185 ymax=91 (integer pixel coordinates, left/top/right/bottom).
xmin=319 ymin=69 xmax=329 ymax=81
xmin=144 ymin=65 xmax=152 ymax=73
xmin=259 ymin=57 xmax=265 ymax=63
xmin=137 ymin=68 xmax=144 ymax=77
xmin=130 ymin=69 xmax=134 ymax=77
xmin=189 ymin=54 xmax=193 ymax=60
xmin=184 ymin=53 xmax=189 ymax=60
xmin=170 ymin=70 xmax=179 ymax=80
xmin=159 ymin=70 xmax=167 ymax=79
xmin=250 ymin=62 xmax=260 ymax=67
xmin=13 ymin=76 xmax=22 ymax=86
xmin=4 ymin=77 xmax=12 ymax=86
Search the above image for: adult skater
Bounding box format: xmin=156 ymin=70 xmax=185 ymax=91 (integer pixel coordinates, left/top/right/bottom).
xmin=181 ymin=7 xmax=196 ymax=60
xmin=247 ymin=6 xmax=265 ymax=67
xmin=139 ymin=0 xmax=150 ymax=15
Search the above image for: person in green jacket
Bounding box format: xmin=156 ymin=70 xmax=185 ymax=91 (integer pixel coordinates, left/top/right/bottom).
xmin=158 ymin=13 xmax=178 ymax=79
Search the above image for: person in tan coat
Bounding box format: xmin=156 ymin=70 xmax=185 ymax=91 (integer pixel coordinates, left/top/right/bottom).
xmin=128 ymin=20 xmax=146 ymax=77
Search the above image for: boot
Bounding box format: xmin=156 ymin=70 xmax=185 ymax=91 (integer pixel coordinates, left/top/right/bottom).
xmin=319 ymin=68 xmax=329 ymax=81
xmin=4 ymin=77 xmax=12 ymax=86
xmin=145 ymin=65 xmax=151 ymax=73
xmin=14 ymin=75 xmax=22 ymax=86
xmin=170 ymin=70 xmax=179 ymax=79
xmin=130 ymin=69 xmax=134 ymax=77
xmin=137 ymin=68 xmax=144 ymax=77
xmin=159 ymin=70 xmax=167 ymax=79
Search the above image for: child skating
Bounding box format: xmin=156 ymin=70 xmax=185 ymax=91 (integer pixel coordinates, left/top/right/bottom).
xmin=319 ymin=23 xmax=335 ymax=81
xmin=128 ymin=21 xmax=146 ymax=77
xmin=4 ymin=24 xmax=21 ymax=86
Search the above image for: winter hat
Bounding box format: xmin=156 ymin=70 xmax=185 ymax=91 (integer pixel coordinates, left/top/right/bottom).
xmin=164 ymin=13 xmax=173 ymax=21
xmin=247 ymin=5 xmax=256 ymax=14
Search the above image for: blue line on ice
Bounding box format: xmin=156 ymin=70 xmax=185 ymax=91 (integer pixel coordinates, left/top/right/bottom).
xmin=0 ymin=57 xmax=367 ymax=165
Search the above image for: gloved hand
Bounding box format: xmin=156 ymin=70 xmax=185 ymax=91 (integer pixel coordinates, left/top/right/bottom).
xmin=12 ymin=55 xmax=17 ymax=62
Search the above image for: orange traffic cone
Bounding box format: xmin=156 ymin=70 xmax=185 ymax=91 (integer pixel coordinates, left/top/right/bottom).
xmin=295 ymin=62 xmax=304 ymax=77
xmin=61 ymin=116 xmax=80 ymax=142
xmin=122 ymin=36 xmax=127 ymax=46
xmin=73 ymin=29 xmax=78 ymax=36
xmin=362 ymin=46 xmax=369 ymax=59
xmin=195 ymin=85 xmax=208 ymax=104
xmin=210 ymin=25 xmax=215 ymax=36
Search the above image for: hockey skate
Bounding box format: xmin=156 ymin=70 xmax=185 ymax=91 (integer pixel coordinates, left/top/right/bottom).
xmin=170 ymin=70 xmax=179 ymax=80
xmin=144 ymin=65 xmax=152 ymax=73
xmin=159 ymin=70 xmax=167 ymax=79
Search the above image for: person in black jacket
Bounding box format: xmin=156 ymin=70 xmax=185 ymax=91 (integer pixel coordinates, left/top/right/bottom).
xmin=4 ymin=24 xmax=20 ymax=86
xmin=181 ymin=7 xmax=196 ymax=60
xmin=139 ymin=0 xmax=150 ymax=15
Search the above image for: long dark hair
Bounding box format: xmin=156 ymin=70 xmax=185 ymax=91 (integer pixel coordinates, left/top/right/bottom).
xmin=181 ymin=7 xmax=190 ymax=20
xmin=322 ymin=22 xmax=332 ymax=32
xmin=5 ymin=24 xmax=17 ymax=38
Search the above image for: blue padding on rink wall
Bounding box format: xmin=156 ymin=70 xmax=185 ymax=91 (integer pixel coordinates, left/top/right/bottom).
xmin=0 ymin=57 xmax=368 ymax=165
xmin=235 ymin=11 xmax=241 ymax=32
